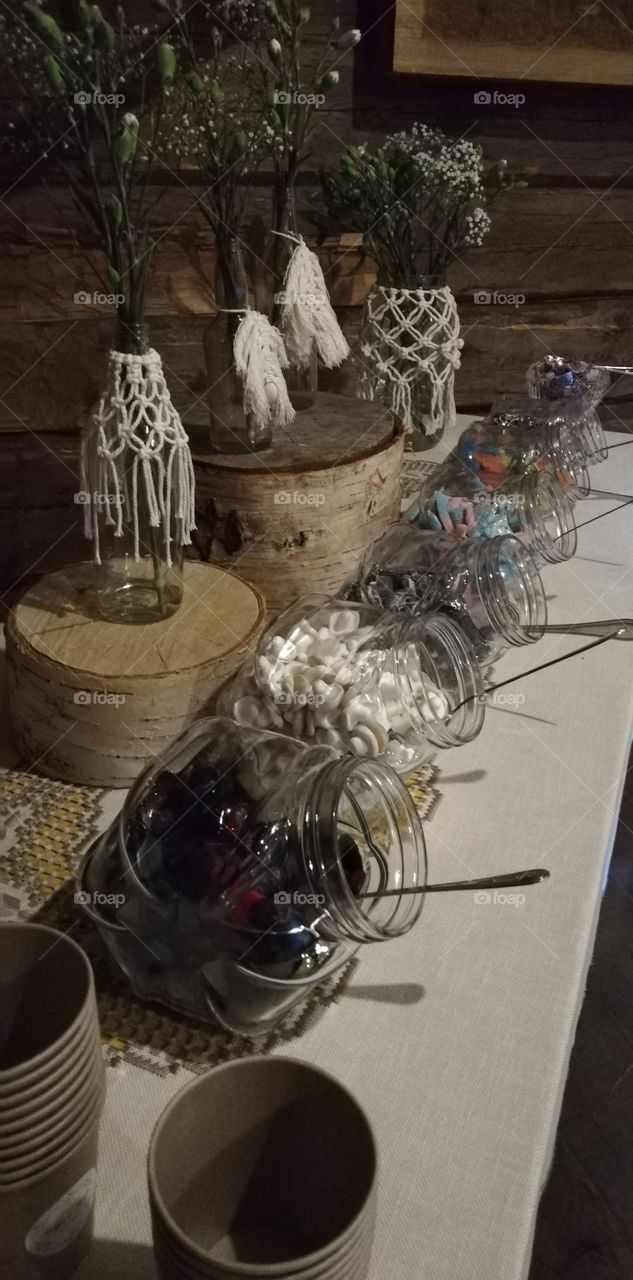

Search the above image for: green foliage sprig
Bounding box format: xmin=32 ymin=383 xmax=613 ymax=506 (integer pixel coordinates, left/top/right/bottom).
xmin=3 ymin=1 xmax=180 ymax=336
xmin=312 ymin=124 xmax=523 ymax=287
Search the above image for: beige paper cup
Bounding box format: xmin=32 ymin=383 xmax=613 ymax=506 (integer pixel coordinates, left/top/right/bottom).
xmin=0 ymin=924 xmax=99 ymax=1087
xmin=0 ymin=1036 xmax=103 ymax=1139
xmin=149 ymin=1057 xmax=377 ymax=1279
xmin=0 ymin=1115 xmax=100 ymax=1280
xmin=0 ymin=1003 xmax=98 ymax=1107
xmin=0 ymin=1068 xmax=105 ymax=1186
xmin=0 ymin=1055 xmax=105 ymax=1160
xmin=153 ymin=1202 xmax=374 ymax=1280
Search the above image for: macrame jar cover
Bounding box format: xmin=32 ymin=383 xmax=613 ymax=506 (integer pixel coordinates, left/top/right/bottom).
xmin=358 ymin=285 xmax=463 ymax=439
xmin=80 ymin=347 xmax=196 ymax=566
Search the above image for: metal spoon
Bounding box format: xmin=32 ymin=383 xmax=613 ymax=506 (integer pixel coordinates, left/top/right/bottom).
xmin=588 ymin=488 xmax=633 ymax=502
xmin=357 ymin=868 xmax=549 ymax=899
xmin=530 ymin=619 xmax=633 ymax=639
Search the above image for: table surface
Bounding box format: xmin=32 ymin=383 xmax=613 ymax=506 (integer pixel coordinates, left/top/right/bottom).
xmin=6 ymin=418 xmax=633 ymax=1280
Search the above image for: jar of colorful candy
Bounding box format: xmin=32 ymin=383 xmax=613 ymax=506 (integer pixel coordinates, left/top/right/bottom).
xmin=77 ymin=717 xmax=427 ymax=1036
xmin=480 ymin=395 xmax=591 ymax=499
xmin=525 ymin=354 xmax=609 ymax=462
xmin=359 ymin=523 xmax=547 ymax=664
xmin=408 ymin=459 xmax=577 ymax=564
xmin=221 ymin=596 xmax=485 ymax=775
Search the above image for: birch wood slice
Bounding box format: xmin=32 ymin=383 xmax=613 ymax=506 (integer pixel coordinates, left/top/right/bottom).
xmin=6 ymin=561 xmax=266 ymax=787
xmin=192 ymin=393 xmax=405 ymax=613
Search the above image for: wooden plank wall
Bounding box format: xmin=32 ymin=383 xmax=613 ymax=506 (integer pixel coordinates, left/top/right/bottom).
xmin=1 ymin=0 xmax=633 ymax=587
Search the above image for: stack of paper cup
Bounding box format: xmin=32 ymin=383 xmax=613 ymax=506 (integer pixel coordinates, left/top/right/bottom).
xmin=0 ymin=923 xmax=105 ymax=1278
xmin=149 ymin=1057 xmax=377 ymax=1280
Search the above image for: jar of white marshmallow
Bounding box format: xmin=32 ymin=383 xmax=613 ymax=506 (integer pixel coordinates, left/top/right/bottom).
xmin=219 ymin=596 xmax=486 ymax=773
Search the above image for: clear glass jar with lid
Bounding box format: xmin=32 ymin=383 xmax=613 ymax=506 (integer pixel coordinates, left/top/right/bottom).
xmin=525 ymin=355 xmax=609 ymax=462
xmin=220 ymin=595 xmax=485 ymax=775
xmin=408 ymin=457 xmax=577 ymax=564
xmin=77 ymin=717 xmax=427 ymax=1037
xmin=359 ymin=523 xmax=547 ymax=664
xmin=456 ymin=399 xmax=590 ymax=501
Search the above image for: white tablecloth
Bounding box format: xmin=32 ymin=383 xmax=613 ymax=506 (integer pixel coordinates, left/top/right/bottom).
xmin=8 ymin=419 xmax=633 ymax=1280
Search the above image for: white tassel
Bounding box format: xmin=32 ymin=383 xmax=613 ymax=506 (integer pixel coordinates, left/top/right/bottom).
xmin=279 ymin=238 xmax=350 ymax=370
xmin=234 ymin=310 xmax=295 ymax=430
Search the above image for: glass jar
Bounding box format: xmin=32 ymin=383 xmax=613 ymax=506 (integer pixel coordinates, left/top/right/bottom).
xmin=269 ymin=189 xmax=318 ymax=411
xmin=220 ymin=596 xmax=485 ymax=774
xmin=526 ymin=355 xmax=609 ymax=462
xmin=77 ymin=717 xmax=427 ymax=1037
xmin=359 ymin=523 xmax=547 ymax=664
xmin=457 ymin=399 xmax=591 ymax=501
xmin=204 ymin=238 xmax=273 ymax=453
xmin=409 ymin=459 xmax=577 ymax=564
xmin=358 ymin=278 xmax=459 ymax=452
xmin=90 ymin=322 xmax=185 ymax=624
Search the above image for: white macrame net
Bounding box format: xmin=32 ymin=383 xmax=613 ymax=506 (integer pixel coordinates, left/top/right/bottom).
xmin=358 ymin=285 xmax=463 ymax=436
xmin=278 ymin=238 xmax=350 ymax=370
xmin=80 ymin=347 xmax=196 ymax=567
xmin=234 ymin=310 xmax=295 ymax=429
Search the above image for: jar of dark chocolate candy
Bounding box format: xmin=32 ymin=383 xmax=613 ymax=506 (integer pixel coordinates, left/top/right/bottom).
xmin=410 ymin=459 xmax=577 ymax=564
xmin=221 ymin=595 xmax=485 ymax=775
xmin=77 ymin=717 xmax=427 ymax=1037
xmin=456 ymin=399 xmax=590 ymax=501
xmin=525 ymin=355 xmax=608 ymax=462
xmin=360 ymin=523 xmax=547 ymax=663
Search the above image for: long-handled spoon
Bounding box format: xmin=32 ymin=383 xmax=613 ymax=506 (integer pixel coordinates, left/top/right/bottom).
xmin=530 ymin=619 xmax=633 ymax=639
xmin=357 ymin=868 xmax=549 ymax=899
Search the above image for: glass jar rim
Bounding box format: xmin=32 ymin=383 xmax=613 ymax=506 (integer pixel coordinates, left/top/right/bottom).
xmin=474 ymin=535 xmax=547 ymax=646
xmin=300 ymin=755 xmax=427 ymax=944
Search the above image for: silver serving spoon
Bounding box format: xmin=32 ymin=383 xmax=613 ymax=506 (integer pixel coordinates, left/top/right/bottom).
xmin=588 ymin=488 xmax=633 ymax=502
xmin=357 ymin=868 xmax=549 ymax=899
xmin=530 ymin=619 xmax=633 ymax=639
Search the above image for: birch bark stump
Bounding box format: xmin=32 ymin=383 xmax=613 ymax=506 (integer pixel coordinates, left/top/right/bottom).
xmin=192 ymin=393 xmax=404 ymax=612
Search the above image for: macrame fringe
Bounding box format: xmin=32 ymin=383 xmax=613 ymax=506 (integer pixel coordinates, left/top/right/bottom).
xmin=278 ymin=238 xmax=350 ymax=370
xmin=358 ymin=285 xmax=463 ymax=436
xmin=234 ymin=310 xmax=295 ymax=430
xmin=80 ymin=347 xmax=196 ymax=567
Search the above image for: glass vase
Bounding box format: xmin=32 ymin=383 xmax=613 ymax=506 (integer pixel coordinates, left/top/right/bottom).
xmin=269 ymin=185 xmax=318 ymax=411
xmin=205 ymin=238 xmax=273 ymax=454
xmin=358 ymin=279 xmax=461 ymax=452
xmin=86 ymin=321 xmax=185 ymax=625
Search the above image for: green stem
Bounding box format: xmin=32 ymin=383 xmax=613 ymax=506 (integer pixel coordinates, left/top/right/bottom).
xmin=149 ymin=526 xmax=168 ymax=616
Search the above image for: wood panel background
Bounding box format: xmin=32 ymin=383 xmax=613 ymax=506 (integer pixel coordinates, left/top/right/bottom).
xmin=1 ymin=0 xmax=633 ymax=589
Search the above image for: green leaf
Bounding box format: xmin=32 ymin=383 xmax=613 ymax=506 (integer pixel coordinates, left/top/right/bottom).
xmin=186 ymin=72 xmax=205 ymax=97
xmin=115 ymin=113 xmax=139 ymax=166
xmin=43 ymin=54 xmax=65 ymax=93
xmin=94 ymin=19 xmax=114 ymax=51
xmin=158 ymin=42 xmax=177 ymax=85
xmin=24 ymin=4 xmax=64 ymax=51
xmin=210 ymin=81 xmax=223 ymax=106
xmin=106 ymin=195 xmax=123 ymax=228
xmin=107 ymin=265 xmax=122 ymax=286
